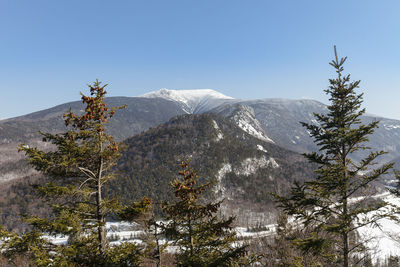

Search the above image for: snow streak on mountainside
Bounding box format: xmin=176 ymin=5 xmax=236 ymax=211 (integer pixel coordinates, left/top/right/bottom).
xmin=212 ymin=120 xmax=224 ymax=141
xmin=214 ymin=163 xmax=232 ymax=198
xmin=234 ymin=156 xmax=279 ymax=176
xmin=230 ymin=105 xmax=274 ymax=143
xmin=211 ymin=103 xmax=275 ymax=143
xmin=140 ymin=88 xmax=234 ymax=114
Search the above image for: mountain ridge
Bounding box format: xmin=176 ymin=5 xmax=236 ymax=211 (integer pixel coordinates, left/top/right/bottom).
xmin=1 ymin=89 xmax=400 ymax=186
xmin=140 ymin=88 xmax=235 ymax=114
xmin=0 ymin=89 xmax=398 ymax=231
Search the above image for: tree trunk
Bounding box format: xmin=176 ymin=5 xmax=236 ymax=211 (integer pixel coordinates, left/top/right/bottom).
xmin=342 ymin=142 xmax=349 ymax=267
xmin=155 ymin=220 xmax=161 ymax=267
xmin=343 ymin=231 xmax=349 ymax=267
xmin=97 ymin=134 xmax=106 ymax=257
xmin=342 ymin=193 xmax=349 ymax=267
xmin=97 ymin=177 xmax=106 ymax=256
xmin=188 ymin=217 xmax=194 ymax=259
xmin=342 ymin=188 xmax=349 ymax=267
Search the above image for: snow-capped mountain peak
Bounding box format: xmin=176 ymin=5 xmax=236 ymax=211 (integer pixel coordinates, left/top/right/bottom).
xmin=140 ymin=88 xmax=234 ymax=114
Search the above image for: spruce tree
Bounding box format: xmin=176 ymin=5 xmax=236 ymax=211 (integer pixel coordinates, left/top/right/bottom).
xmin=163 ymin=159 xmax=248 ymax=267
xmin=275 ymin=47 xmax=393 ymax=267
xmin=13 ymin=81 xmax=147 ymax=266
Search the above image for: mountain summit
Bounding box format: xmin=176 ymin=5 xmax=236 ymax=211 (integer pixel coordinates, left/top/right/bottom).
xmin=140 ymin=88 xmax=234 ymax=114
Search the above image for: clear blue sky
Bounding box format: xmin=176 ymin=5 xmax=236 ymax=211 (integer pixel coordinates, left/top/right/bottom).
xmin=1 ymin=0 xmax=399 ymax=119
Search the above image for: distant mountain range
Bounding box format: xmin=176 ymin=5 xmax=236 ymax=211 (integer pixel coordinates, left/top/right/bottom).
xmin=1 ymin=88 xmax=399 ymax=183
xmin=0 ymin=88 xmax=398 ymax=229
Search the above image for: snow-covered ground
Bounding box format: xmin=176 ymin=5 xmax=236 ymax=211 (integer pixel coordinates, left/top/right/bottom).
xmin=44 ymin=221 xmax=277 ymax=249
xmin=42 ymin=192 xmax=400 ymax=263
xmin=235 ymin=226 xmax=275 ymax=239
xmin=357 ymin=192 xmax=400 ymax=263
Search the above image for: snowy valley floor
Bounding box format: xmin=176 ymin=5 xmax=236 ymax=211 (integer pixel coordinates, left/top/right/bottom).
xmin=42 ymin=191 xmax=400 ymax=264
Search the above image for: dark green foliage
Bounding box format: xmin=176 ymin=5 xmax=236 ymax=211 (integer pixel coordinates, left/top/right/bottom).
xmin=163 ymin=160 xmax=248 ymax=266
xmin=275 ymin=47 xmax=394 ymax=267
xmin=119 ymin=196 xmax=152 ymax=222
xmin=0 ymin=225 xmax=53 ymax=266
xmin=0 ymin=81 xmax=147 ymax=266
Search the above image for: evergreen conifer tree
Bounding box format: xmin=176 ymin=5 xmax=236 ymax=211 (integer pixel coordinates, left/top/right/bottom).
xmin=163 ymin=159 xmax=248 ymax=267
xmin=275 ymin=47 xmax=394 ymax=267
xmin=11 ymin=81 xmax=148 ymax=266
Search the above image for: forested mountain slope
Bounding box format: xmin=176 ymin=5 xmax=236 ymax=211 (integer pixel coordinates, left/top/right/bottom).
xmin=110 ymin=113 xmax=315 ymax=225
xmin=0 ymin=113 xmax=315 ymax=230
xmin=1 ymin=89 xmax=397 ymax=230
xmin=0 ymin=97 xmax=186 ymax=144
xmin=2 ymin=90 xmax=400 ymax=186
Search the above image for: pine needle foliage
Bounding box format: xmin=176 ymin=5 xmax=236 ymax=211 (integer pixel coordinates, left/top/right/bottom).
xmin=0 ymin=225 xmax=53 ymax=266
xmin=12 ymin=81 xmax=145 ymax=266
xmin=275 ymin=47 xmax=394 ymax=267
xmin=163 ymin=159 xmax=248 ymax=267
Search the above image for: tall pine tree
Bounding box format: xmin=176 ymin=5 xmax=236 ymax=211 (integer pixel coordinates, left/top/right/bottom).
xmin=275 ymin=47 xmax=394 ymax=267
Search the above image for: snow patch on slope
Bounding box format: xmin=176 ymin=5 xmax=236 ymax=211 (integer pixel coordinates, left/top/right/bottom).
xmin=269 ymin=157 xmax=279 ymax=168
xmin=235 ymin=156 xmax=279 ymax=176
xmin=229 ymin=105 xmax=274 ymax=143
xmin=212 ymin=120 xmax=224 ymax=141
xmin=257 ymin=144 xmax=267 ymax=153
xmin=214 ymin=163 xmax=232 ymax=198
xmin=140 ymin=88 xmax=233 ymax=114
xmin=237 ymin=118 xmax=274 ymax=143
xmin=383 ymin=124 xmax=400 ymax=130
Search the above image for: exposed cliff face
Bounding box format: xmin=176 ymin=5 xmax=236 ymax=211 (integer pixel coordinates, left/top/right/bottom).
xmin=213 ymin=103 xmax=274 ymax=143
